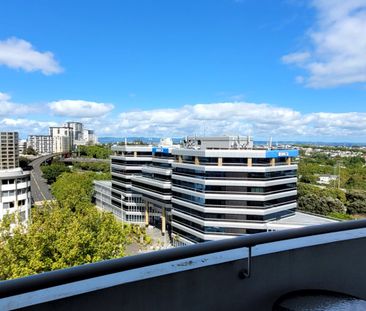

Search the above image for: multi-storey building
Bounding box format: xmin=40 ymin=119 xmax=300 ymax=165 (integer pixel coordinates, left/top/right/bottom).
xmin=110 ymin=145 xmax=152 ymax=223
xmin=83 ymin=129 xmax=98 ymax=145
xmin=130 ymin=139 xmax=176 ymax=235
xmin=65 ymin=122 xmax=84 ymax=141
xmin=0 ymin=133 xmax=31 ymax=223
xmin=0 ymin=168 xmax=31 ymax=223
xmin=95 ymin=136 xmax=334 ymax=246
xmin=93 ymin=180 xmax=120 ymax=217
xmin=170 ymin=136 xmax=299 ymax=244
xmin=49 ymin=126 xmax=73 ymax=153
xmin=18 ymin=139 xmax=27 ymax=155
xmin=0 ymin=132 xmax=19 ymax=170
xmin=27 ymin=135 xmax=53 ymax=154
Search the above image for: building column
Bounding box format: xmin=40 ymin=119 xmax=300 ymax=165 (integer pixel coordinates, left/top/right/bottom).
xmin=133 ymin=151 xmax=137 ymax=157
xmin=161 ymin=207 xmax=166 ymax=236
xmin=145 ymin=201 xmax=149 ymax=226
xmin=218 ymin=157 xmax=223 ymax=166
xmin=247 ymin=158 xmax=252 ymax=167
xmin=271 ymin=158 xmax=276 ymax=166
xmin=178 ymin=155 xmax=182 ymax=163
xmin=286 ymin=157 xmax=291 ymax=165
xmin=195 ymin=157 xmax=200 ymax=165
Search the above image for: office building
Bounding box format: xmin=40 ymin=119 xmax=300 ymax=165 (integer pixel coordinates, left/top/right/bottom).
xmin=170 ymin=136 xmax=300 ymax=244
xmin=95 ymin=136 xmax=334 ymax=246
xmin=49 ymin=126 xmax=73 ymax=153
xmin=110 ymin=144 xmax=153 ymax=223
xmin=130 ymin=138 xmax=176 ymax=235
xmin=0 ymin=132 xmax=19 ymax=170
xmin=27 ymin=135 xmax=53 ymax=155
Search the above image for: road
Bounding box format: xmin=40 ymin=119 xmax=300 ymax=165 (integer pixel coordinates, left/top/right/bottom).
xmin=29 ymin=154 xmax=57 ymax=203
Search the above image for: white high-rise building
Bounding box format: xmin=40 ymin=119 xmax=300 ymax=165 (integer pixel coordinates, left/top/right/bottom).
xmin=27 ymin=135 xmax=53 ymax=155
xmin=18 ymin=139 xmax=27 ymax=155
xmin=49 ymin=126 xmax=73 ymax=153
xmin=0 ymin=132 xmax=31 ymax=223
xmin=83 ymin=129 xmax=98 ymax=145
xmin=0 ymin=168 xmax=31 ymax=223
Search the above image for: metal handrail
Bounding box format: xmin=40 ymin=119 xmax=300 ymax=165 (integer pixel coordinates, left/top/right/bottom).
xmin=1 ymin=219 xmax=366 ymax=298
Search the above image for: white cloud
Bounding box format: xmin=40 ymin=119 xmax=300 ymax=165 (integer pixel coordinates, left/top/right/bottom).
xmin=0 ymin=118 xmax=58 ymax=137
xmin=0 ymin=92 xmax=38 ymax=116
xmin=48 ymin=100 xmax=114 ymax=118
xmin=0 ymin=37 xmax=63 ymax=75
xmin=282 ymin=0 xmax=366 ymax=88
xmin=87 ymin=102 xmax=366 ymax=141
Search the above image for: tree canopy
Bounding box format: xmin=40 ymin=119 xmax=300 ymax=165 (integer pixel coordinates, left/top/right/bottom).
xmin=41 ymin=162 xmax=70 ymax=184
xmin=0 ymin=171 xmax=149 ymax=281
xmin=77 ymin=145 xmax=112 ymax=159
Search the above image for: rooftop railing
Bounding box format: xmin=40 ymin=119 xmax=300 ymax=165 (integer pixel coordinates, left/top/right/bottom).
xmin=1 ymin=219 xmax=366 ymax=299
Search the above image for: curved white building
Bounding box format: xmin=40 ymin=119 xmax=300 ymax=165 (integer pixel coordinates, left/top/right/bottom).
xmin=0 ymin=168 xmax=31 ymax=223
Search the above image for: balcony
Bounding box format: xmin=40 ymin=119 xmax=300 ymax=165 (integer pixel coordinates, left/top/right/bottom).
xmin=1 ymin=220 xmax=366 ymax=310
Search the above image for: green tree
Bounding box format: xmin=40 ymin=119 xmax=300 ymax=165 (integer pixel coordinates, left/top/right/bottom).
xmin=77 ymin=145 xmax=111 ymax=159
xmin=41 ymin=162 xmax=70 ymax=183
xmin=25 ymin=146 xmax=37 ymax=155
xmin=0 ymin=171 xmax=149 ymax=281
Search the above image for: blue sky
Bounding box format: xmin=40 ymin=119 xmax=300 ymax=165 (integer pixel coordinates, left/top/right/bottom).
xmin=1 ymin=0 xmax=366 ymax=141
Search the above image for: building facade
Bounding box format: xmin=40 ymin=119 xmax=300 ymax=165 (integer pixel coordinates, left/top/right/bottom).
xmin=130 ymin=139 xmax=176 ymax=235
xmin=170 ymin=136 xmax=298 ymax=245
xmin=18 ymin=139 xmax=27 ymax=155
xmin=49 ymin=126 xmax=73 ymax=153
xmin=110 ymin=145 xmax=153 ymax=223
xmin=0 ymin=132 xmax=19 ymax=170
xmin=27 ymin=135 xmax=53 ymax=155
xmin=94 ymin=136 xmax=335 ymax=246
xmin=0 ymin=168 xmax=31 ymax=223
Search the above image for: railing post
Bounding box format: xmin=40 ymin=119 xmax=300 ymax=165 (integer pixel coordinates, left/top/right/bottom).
xmin=239 ymin=246 xmax=252 ymax=279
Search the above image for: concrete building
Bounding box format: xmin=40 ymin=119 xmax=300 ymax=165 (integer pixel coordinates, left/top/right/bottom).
xmin=49 ymin=126 xmax=73 ymax=153
xmin=0 ymin=167 xmax=31 ymax=223
xmin=110 ymin=145 xmax=153 ymax=223
xmin=0 ymin=132 xmax=31 ymax=223
xmin=27 ymin=135 xmax=53 ymax=155
xmin=65 ymin=122 xmax=84 ymax=142
xmin=0 ymin=132 xmax=19 ymax=170
xmin=95 ymin=136 xmax=334 ymax=246
xmin=130 ymin=138 xmax=176 ymax=235
xmin=93 ymin=180 xmax=121 ymax=218
xmin=19 ymin=139 xmax=27 ymax=155
xmin=170 ymin=136 xmax=302 ymax=244
xmin=83 ymin=129 xmax=98 ymax=145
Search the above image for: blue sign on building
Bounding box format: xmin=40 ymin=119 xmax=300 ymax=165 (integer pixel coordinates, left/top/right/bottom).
xmin=152 ymin=147 xmax=170 ymax=154
xmin=265 ymin=149 xmax=299 ymax=158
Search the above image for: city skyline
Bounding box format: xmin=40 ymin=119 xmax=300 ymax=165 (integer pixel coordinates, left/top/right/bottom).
xmin=1 ymin=1 xmax=366 ymax=142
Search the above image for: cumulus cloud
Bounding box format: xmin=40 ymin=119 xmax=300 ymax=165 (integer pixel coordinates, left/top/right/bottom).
xmin=0 ymin=92 xmax=38 ymax=116
xmin=282 ymin=0 xmax=366 ymax=88
xmin=88 ymin=102 xmax=366 ymax=141
xmin=0 ymin=37 xmax=63 ymax=75
xmin=0 ymin=118 xmax=58 ymax=137
xmin=48 ymin=100 xmax=114 ymax=118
